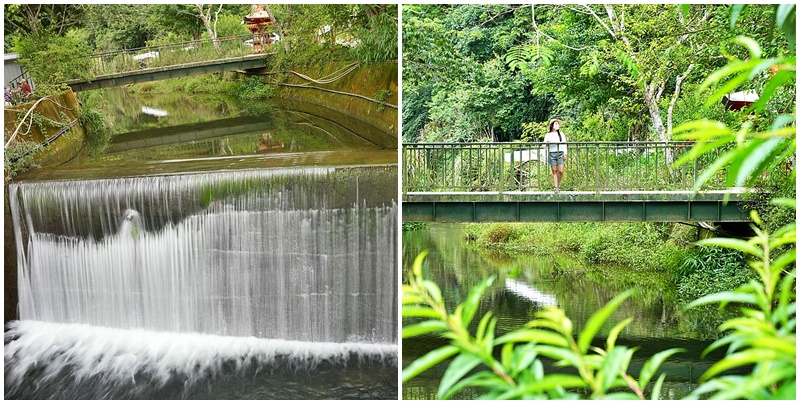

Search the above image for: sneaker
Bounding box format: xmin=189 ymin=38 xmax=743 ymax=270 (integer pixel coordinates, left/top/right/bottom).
xmin=554 ymin=187 xmax=560 ymax=194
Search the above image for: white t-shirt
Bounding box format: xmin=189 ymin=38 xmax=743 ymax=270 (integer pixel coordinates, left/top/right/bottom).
xmin=543 ymin=131 xmax=567 ymax=155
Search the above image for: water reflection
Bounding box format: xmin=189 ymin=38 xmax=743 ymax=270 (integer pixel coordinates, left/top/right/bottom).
xmin=402 ymin=223 xmax=738 ymax=399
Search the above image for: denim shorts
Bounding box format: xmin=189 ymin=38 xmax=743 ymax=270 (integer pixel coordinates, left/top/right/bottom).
xmin=548 ymin=151 xmax=564 ymax=166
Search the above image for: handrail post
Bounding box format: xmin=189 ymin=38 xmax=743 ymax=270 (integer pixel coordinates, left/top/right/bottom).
xmin=498 ymin=143 xmax=505 ymax=194
xmin=595 ymin=143 xmax=600 ymax=194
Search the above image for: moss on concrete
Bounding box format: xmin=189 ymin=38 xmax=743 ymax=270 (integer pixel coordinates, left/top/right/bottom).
xmin=272 ymin=61 xmax=398 ymax=138
xmin=4 ymin=91 xmax=87 ymax=169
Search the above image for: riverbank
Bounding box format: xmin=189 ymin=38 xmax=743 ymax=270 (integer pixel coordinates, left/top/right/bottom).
xmin=463 ymin=222 xmax=690 ymax=271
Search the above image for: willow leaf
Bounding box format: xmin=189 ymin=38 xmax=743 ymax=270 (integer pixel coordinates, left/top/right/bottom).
xmin=402 ymin=320 xmax=448 ymax=338
xmin=578 ymin=289 xmax=633 ymax=354
xmin=462 ymin=276 xmax=494 ymax=326
xmin=402 ymin=344 xmax=460 ymax=383
xmin=438 ymin=352 xmax=483 ymax=399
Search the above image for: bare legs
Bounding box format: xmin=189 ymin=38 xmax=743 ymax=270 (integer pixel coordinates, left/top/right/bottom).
xmin=551 ymin=164 xmax=564 ymax=192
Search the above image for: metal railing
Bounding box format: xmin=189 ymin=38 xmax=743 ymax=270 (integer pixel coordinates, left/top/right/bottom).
xmin=403 ymin=141 xmax=726 ymax=193
xmin=75 ymin=35 xmax=264 ymax=80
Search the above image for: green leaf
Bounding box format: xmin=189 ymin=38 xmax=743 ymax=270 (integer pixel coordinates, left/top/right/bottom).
xmin=534 ymin=345 xmax=582 ymax=368
xmin=730 ymin=4 xmax=747 ymax=29
xmin=672 ymin=120 xmax=730 ymax=140
xmin=422 ymin=280 xmax=443 ymax=304
xmin=606 ymin=317 xmax=633 ymax=351
xmin=773 ymin=379 xmax=796 ymax=400
xmin=700 ymin=349 xmax=780 ymax=381
xmin=495 ymin=329 xmax=569 ymax=347
xmin=498 ymin=374 xmax=587 ymax=399
xmin=578 ymin=289 xmax=633 ymax=354
xmin=692 ymin=150 xmax=738 ymax=190
xmin=402 ymin=295 xmax=425 ymax=305
xmin=748 ymin=67 xmax=795 ymax=113
xmin=501 ymin=342 xmax=513 ymax=373
xmin=438 ymin=352 xmax=483 ymax=399
xmin=511 ymin=344 xmax=539 ymax=377
xmin=475 ymin=311 xmax=493 ymax=342
xmin=684 ymin=291 xmax=758 ymax=311
xmin=600 ymin=346 xmax=634 ymax=391
xmin=734 ymin=138 xmax=787 ymax=187
xmin=695 ymin=237 xmax=762 ymax=257
xmin=441 ymin=371 xmax=503 ymax=400
xmin=733 ymin=36 xmax=762 ymax=59
xmin=411 ymin=250 xmax=428 ymax=280
xmin=462 ymin=276 xmax=494 ymax=326
xmin=402 ymin=320 xmax=449 ymax=338
xmin=650 ymin=372 xmax=667 ymax=400
xmin=639 ymin=348 xmax=684 ymax=389
xmin=483 ymin=318 xmax=497 ymax=355
xmin=402 ymin=344 xmax=460 ymax=383
xmin=402 ymin=305 xmax=440 ymax=318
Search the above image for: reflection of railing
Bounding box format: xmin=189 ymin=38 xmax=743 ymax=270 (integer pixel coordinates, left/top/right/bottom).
xmin=75 ymin=35 xmax=265 ymax=79
xmin=403 ymin=141 xmax=725 ymax=193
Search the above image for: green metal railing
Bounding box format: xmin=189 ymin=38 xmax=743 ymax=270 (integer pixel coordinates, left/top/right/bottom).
xmin=74 ymin=35 xmax=265 ymax=80
xmin=403 ymin=141 xmax=726 ymax=193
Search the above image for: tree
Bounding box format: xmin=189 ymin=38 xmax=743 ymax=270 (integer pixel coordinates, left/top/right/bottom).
xmin=3 ymin=4 xmax=86 ymax=37
xmin=195 ymin=4 xmax=224 ymax=51
xmin=402 ymin=4 xmax=536 ymax=142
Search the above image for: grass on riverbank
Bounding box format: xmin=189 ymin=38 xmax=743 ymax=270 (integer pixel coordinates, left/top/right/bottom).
xmin=464 ymin=222 xmax=687 ymax=272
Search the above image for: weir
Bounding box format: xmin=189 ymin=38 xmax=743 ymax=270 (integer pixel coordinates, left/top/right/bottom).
xmin=8 ymin=166 xmax=397 ymax=344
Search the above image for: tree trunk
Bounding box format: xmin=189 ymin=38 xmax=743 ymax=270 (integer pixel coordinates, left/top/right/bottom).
xmin=643 ymin=82 xmax=674 ymax=166
xmin=263 ymin=4 xmax=290 ymax=52
xmin=195 ymin=4 xmax=221 ymax=52
xmin=667 ymin=63 xmax=694 ymax=137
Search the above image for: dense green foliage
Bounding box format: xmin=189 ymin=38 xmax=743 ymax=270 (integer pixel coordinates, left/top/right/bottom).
xmin=675 ymin=246 xmax=752 ymax=303
xmin=3 ymin=140 xmax=43 ymax=179
xmin=464 ymin=222 xmax=685 ymax=272
xmin=76 ymin=100 xmax=112 ymax=157
xmin=233 ymin=75 xmax=274 ymax=100
xmin=402 ymin=4 xmax=792 ymax=144
xmin=5 ymin=4 xmax=397 ymax=97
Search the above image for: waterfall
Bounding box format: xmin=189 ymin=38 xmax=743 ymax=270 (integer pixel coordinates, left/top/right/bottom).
xmin=7 ymin=166 xmax=398 ymax=344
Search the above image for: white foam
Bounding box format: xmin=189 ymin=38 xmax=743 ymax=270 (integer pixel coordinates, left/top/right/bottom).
xmin=4 ymin=320 xmax=397 ymax=395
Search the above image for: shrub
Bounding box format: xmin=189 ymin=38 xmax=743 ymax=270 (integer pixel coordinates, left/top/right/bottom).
xmin=236 ymin=76 xmax=274 ymax=100
xmin=478 ymin=223 xmax=518 ymax=244
xmin=675 ymin=246 xmax=752 ymax=303
xmin=4 ymin=140 xmax=43 ymax=179
xmin=79 ymin=105 xmax=112 ymax=156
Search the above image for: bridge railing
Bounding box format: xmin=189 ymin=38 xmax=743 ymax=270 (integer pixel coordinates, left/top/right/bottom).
xmin=80 ymin=35 xmax=261 ymax=78
xmin=403 ymin=141 xmax=726 ymax=193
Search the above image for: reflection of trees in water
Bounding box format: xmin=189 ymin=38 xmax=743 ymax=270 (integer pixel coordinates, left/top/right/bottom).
xmin=404 ymin=223 xmax=725 ymax=340
xmin=95 ymin=88 xmax=251 ymax=135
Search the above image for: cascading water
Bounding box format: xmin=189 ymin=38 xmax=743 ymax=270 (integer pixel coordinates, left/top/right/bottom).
xmin=5 ymin=166 xmax=398 ymax=399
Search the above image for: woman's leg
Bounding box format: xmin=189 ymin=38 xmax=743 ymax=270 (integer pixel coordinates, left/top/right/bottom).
xmin=557 ymin=164 xmax=564 ymax=186
xmin=551 ymin=165 xmax=559 ymax=188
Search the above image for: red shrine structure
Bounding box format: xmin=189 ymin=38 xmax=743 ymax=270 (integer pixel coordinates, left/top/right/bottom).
xmin=244 ymin=5 xmax=274 ymax=54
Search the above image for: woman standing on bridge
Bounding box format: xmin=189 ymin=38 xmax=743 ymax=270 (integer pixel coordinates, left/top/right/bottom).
xmin=544 ymin=118 xmax=567 ymax=193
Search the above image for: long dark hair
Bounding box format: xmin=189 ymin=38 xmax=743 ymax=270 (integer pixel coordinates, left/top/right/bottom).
xmin=549 ymin=121 xmax=563 ymax=142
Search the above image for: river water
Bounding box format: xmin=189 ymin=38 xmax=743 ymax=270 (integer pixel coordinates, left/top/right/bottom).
xmin=402 ymin=224 xmax=735 ymax=400
xmin=5 ymin=88 xmax=398 ymax=399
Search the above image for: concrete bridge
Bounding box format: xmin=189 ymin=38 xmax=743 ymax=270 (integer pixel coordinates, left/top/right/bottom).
xmin=64 ymin=35 xmax=269 ymax=92
xmin=402 ymin=142 xmax=752 ymax=223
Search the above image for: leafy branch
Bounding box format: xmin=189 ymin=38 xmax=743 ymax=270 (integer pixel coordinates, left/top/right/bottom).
xmin=403 ymin=251 xmax=682 ymax=399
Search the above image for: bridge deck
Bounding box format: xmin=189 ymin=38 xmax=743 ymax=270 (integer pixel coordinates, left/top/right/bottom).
xmin=66 ymin=55 xmax=267 ymax=91
xmin=403 ymin=190 xmax=753 ymax=222
xmin=56 ymin=35 xmax=270 ymax=91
